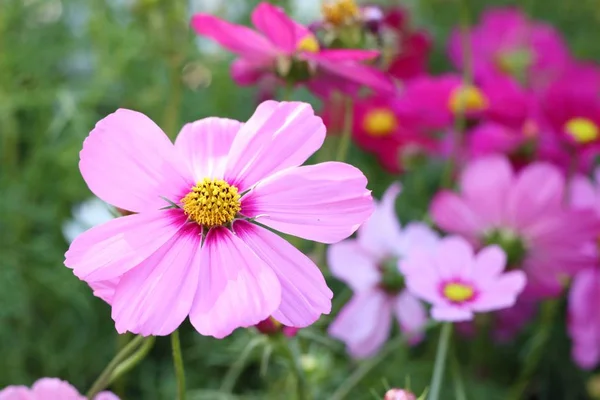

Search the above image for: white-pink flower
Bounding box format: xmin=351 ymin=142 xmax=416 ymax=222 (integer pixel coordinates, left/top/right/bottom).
xmin=64 ymin=101 xmax=374 ymax=338
xmin=327 ymin=184 xmax=438 ymax=358
xmin=0 ymin=378 xmax=117 ymax=400
xmin=401 ymin=236 xmax=526 ymax=321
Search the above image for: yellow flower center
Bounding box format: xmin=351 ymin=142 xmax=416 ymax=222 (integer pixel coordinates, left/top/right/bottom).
xmin=565 ymin=117 xmax=599 ymax=144
xmin=296 ymin=35 xmax=320 ymax=53
xmin=362 ymin=108 xmax=398 ymax=137
xmin=180 ymin=178 xmax=241 ymax=227
xmin=448 ymin=85 xmax=488 ymax=114
xmin=322 ymin=0 xmax=359 ymax=26
xmin=443 ymin=282 xmax=475 ymax=303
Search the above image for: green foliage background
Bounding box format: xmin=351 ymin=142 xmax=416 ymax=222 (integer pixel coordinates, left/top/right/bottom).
xmin=1 ymin=0 xmax=599 ymax=399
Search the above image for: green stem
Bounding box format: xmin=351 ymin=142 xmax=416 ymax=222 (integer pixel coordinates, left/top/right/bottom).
xmin=281 ymin=337 xmax=309 ymax=400
xmin=451 ymin=350 xmax=467 ymax=400
xmin=108 ymin=336 xmax=156 ymax=386
xmin=171 ymin=330 xmax=187 ymax=400
xmin=429 ymin=323 xmax=453 ymax=400
xmin=335 ymin=96 xmax=354 ymax=162
xmin=86 ymin=335 xmax=145 ymax=399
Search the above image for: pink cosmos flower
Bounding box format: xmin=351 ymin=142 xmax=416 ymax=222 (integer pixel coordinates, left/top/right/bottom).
xmin=191 ymin=2 xmax=394 ymax=96
xmin=568 ymin=267 xmax=600 ymax=369
xmin=401 ymin=236 xmax=526 ymax=321
xmin=327 ymin=184 xmax=438 ymax=358
xmin=64 ymin=101 xmax=374 ymax=338
xmin=448 ymin=7 xmax=570 ymax=90
xmin=0 ymin=378 xmax=117 ymax=400
xmin=431 ymin=156 xmax=599 ymax=298
xmin=384 ymin=388 xmax=417 ymax=400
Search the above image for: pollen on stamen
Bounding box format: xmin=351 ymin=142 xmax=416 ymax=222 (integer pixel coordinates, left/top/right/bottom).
xmin=448 ymin=85 xmax=488 ymax=114
xmin=180 ymin=178 xmax=241 ymax=228
xmin=443 ymin=282 xmax=475 ymax=303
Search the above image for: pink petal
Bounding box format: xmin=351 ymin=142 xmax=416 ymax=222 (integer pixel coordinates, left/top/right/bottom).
xmin=358 ymin=183 xmax=404 ymax=256
xmin=328 ymin=290 xmax=393 ymax=358
xmin=0 ymin=386 xmax=32 ymax=400
xmin=394 ymin=290 xmax=428 ymax=336
xmin=402 ymin=250 xmax=443 ymax=304
xmin=316 ymin=60 xmax=396 ymax=94
xmin=241 ymin=162 xmax=374 ymax=243
xmin=573 ymin=341 xmax=600 ymax=370
xmin=434 ymin=236 xmax=475 ymax=279
xmin=65 ymin=210 xmax=187 ymax=282
xmin=88 ymin=278 xmax=119 ymax=305
xmin=460 ymin=156 xmax=514 ymax=226
xmin=569 ymin=174 xmax=598 ymax=210
xmin=397 ymin=223 xmax=440 ymax=257
xmin=327 ymin=240 xmax=380 ymax=292
xmin=431 ymin=305 xmax=474 ymax=322
xmin=471 ymin=270 xmax=526 ymax=312
xmin=430 ymin=191 xmax=482 ymax=240
xmin=111 ymin=225 xmax=202 ymax=336
xmin=314 ymin=49 xmax=379 ymax=62
xmin=31 ymin=378 xmax=83 ymax=399
xmin=80 ymin=109 xmax=190 ymax=213
xmin=231 ymin=59 xmax=266 ymax=86
xmin=251 ymin=3 xmax=297 ymax=53
xmin=224 ymin=101 xmax=326 ymax=192
xmin=233 ymin=221 xmax=332 ymax=327
xmin=94 ymin=393 xmax=120 ymax=400
xmin=174 ymin=117 xmax=241 ymax=181
xmin=189 ymin=227 xmax=281 ymax=338
xmin=191 ymin=14 xmax=277 ymax=62
xmin=471 ymin=245 xmax=507 ymax=285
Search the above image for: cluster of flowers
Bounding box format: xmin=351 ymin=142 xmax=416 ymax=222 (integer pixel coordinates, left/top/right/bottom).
xmin=4 ymin=1 xmax=600 ymax=398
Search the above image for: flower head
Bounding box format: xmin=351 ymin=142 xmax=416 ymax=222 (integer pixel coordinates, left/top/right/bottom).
xmin=0 ymin=378 xmax=118 ymax=400
xmin=65 ymin=101 xmax=374 ymax=338
xmin=327 ymin=184 xmax=438 ymax=357
xmin=402 ymin=236 xmax=526 ymax=321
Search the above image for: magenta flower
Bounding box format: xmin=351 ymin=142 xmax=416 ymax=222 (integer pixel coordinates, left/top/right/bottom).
xmin=191 ymin=2 xmax=394 ymax=95
xmin=0 ymin=378 xmax=117 ymax=400
xmin=431 ymin=156 xmax=599 ymax=297
xmin=568 ymin=268 xmax=600 ymax=369
xmin=448 ymin=7 xmax=570 ymax=89
xmin=402 ymin=236 xmax=526 ymax=321
xmin=65 ymin=101 xmax=374 ymax=338
xmin=327 ymin=184 xmax=438 ymax=358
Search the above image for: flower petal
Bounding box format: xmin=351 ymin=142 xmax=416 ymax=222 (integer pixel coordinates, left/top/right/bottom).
xmin=233 ymin=221 xmax=332 ymax=327
xmin=315 ymin=59 xmax=396 ymax=94
xmin=189 ymin=227 xmax=281 ymax=338
xmin=80 ymin=109 xmax=190 ymax=213
xmin=430 ymin=191 xmax=482 ymax=240
xmin=251 ymin=3 xmax=297 ymax=53
xmin=241 ymin=162 xmax=374 ymax=243
xmin=175 ymin=117 xmax=242 ymax=181
xmin=314 ymin=49 xmax=379 ymax=62
xmin=471 ymin=270 xmax=526 ymax=312
xmin=434 ymin=236 xmax=475 ymax=279
xmin=31 ymin=378 xmax=82 ymax=399
xmin=111 ymin=225 xmax=202 ymax=336
xmin=65 ymin=210 xmax=187 ymax=282
xmin=431 ymin=305 xmax=474 ymax=322
xmin=569 ymin=174 xmax=598 ymax=210
xmin=328 ymin=290 xmax=393 ymax=359
xmin=0 ymin=386 xmax=31 ymax=399
xmin=224 ymin=101 xmax=326 ymax=192
xmin=471 ymin=245 xmax=507 ymax=286
xmin=327 ymin=240 xmax=380 ymax=292
xmin=394 ymin=290 xmax=428 ymax=336
xmin=191 ymin=14 xmax=277 ymax=62
xmin=95 ymin=393 xmax=120 ymax=400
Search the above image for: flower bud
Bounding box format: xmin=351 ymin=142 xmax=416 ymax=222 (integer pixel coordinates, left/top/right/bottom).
xmin=384 ymin=389 xmax=416 ymax=400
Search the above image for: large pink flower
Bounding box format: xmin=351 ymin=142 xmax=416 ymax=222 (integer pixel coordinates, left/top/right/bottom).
xmin=64 ymin=101 xmax=374 ymax=338
xmin=402 ymin=236 xmax=526 ymax=321
xmin=191 ymin=2 xmax=394 ymax=95
xmin=431 ymin=156 xmax=599 ymax=298
xmin=327 ymin=184 xmax=437 ymax=358
xmin=568 ymin=267 xmax=600 ymax=369
xmin=0 ymin=378 xmax=117 ymax=400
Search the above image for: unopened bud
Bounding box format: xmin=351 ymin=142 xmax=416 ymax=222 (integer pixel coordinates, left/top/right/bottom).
xmin=384 ymin=389 xmax=416 ymax=400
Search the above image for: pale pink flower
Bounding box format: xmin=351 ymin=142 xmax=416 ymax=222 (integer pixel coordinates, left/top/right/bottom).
xmin=568 ymin=267 xmax=600 ymax=369
xmin=431 ymin=156 xmax=599 ymax=297
xmin=384 ymin=388 xmax=416 ymax=400
xmin=65 ymin=101 xmax=374 ymax=338
xmin=402 ymin=236 xmax=526 ymax=321
xmin=0 ymin=378 xmax=118 ymax=400
xmin=328 ymin=184 xmax=437 ymax=358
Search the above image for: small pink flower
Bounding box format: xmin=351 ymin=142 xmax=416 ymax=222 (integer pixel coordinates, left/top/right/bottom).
xmin=65 ymin=101 xmax=374 ymax=338
xmin=431 ymin=156 xmax=599 ymax=297
xmin=568 ymin=268 xmax=600 ymax=369
xmin=384 ymin=388 xmax=417 ymax=400
xmin=0 ymin=378 xmax=118 ymax=400
xmin=402 ymin=236 xmax=526 ymax=321
xmin=328 ymin=184 xmax=438 ymax=358
xmin=191 ymin=2 xmax=394 ymax=95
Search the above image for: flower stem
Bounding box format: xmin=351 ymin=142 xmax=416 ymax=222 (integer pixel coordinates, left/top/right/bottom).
xmin=108 ymin=336 xmax=156 ymax=386
xmin=86 ymin=335 xmax=145 ymax=399
xmin=335 ymin=96 xmax=354 ymax=162
xmin=450 ymin=348 xmax=467 ymax=400
xmin=429 ymin=323 xmax=453 ymax=400
xmin=171 ymin=329 xmax=187 ymax=400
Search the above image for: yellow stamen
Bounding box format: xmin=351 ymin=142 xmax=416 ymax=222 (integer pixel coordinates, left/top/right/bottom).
xmin=448 ymin=85 xmax=488 ymax=114
xmin=322 ymin=0 xmax=359 ymax=26
xmin=362 ymin=108 xmax=398 ymax=137
xmin=180 ymin=178 xmax=241 ymax=227
xmin=296 ymin=35 xmax=320 ymax=53
xmin=565 ymin=117 xmax=599 ymax=144
xmin=443 ymin=282 xmax=475 ymax=303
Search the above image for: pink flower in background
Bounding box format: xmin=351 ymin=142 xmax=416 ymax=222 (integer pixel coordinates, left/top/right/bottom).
xmin=568 ymin=268 xmax=600 ymax=369
xmin=191 ymin=2 xmax=394 ymax=95
xmin=0 ymin=378 xmax=118 ymax=400
xmin=570 ymin=168 xmax=600 ymax=216
xmin=402 ymin=236 xmax=526 ymax=321
xmin=448 ymin=7 xmax=570 ymax=90
xmin=328 ymin=184 xmax=438 ymax=358
xmin=65 ymin=101 xmax=374 ymax=338
xmin=384 ymin=388 xmax=417 ymax=400
xmin=431 ymin=156 xmax=599 ymax=297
